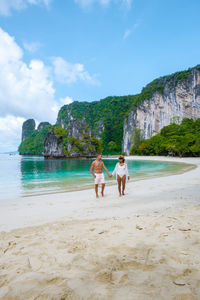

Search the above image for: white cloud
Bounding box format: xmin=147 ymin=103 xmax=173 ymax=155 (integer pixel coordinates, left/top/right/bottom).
xmin=74 ymin=0 xmax=132 ymax=9
xmin=0 ymin=115 xmax=25 ymax=152
xmin=52 ymin=56 xmax=100 ymax=85
xmin=0 ymin=28 xmax=56 ymax=122
xmin=123 ymin=29 xmax=132 ymax=40
xmin=23 ymin=41 xmax=42 ymax=53
xmin=0 ymin=0 xmax=52 ymax=16
xmin=60 ymin=96 xmax=73 ymax=105
xmin=0 ymin=27 xmax=99 ymax=151
xmin=52 ymin=96 xmax=73 ymax=114
xmin=0 ymin=28 xmax=22 ymax=63
xmin=0 ymin=27 xmax=61 ymax=151
xmin=0 ymin=29 xmax=55 ymax=121
xmin=123 ymin=22 xmax=141 ymax=40
xmin=74 ymin=0 xmax=109 ymax=8
xmin=0 ymin=27 xmax=57 ymax=122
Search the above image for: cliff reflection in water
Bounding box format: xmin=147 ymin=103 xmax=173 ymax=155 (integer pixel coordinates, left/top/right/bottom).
xmin=20 ymin=157 xmax=94 ymax=176
xmin=20 ymin=156 xmax=95 ymax=194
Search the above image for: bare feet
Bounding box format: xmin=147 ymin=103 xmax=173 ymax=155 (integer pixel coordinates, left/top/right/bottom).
xmin=96 ymin=194 xmax=99 ymax=198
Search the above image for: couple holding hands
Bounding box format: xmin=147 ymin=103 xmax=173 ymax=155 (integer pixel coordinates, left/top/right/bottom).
xmin=90 ymin=154 xmax=130 ymax=198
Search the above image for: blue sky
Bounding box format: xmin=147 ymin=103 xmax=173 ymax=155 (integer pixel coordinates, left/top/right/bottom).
xmin=0 ymin=0 xmax=200 ymax=151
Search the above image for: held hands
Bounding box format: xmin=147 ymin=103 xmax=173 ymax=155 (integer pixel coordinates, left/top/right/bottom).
xmin=109 ymin=173 xmax=112 ymax=178
xmin=128 ymin=176 xmax=130 ymax=180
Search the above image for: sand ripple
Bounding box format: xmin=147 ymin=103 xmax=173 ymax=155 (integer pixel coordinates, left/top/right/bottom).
xmin=0 ymin=206 xmax=200 ymax=299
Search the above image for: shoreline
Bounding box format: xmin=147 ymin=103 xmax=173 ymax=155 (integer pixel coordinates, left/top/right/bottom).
xmin=1 ymin=154 xmax=194 ymax=202
xmin=0 ymin=156 xmax=199 ymax=232
xmin=20 ymin=158 xmax=195 ymax=199
xmin=0 ymin=156 xmax=200 ymax=299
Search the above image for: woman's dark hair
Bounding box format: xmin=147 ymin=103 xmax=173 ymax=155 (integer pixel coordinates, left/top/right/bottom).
xmin=119 ymin=155 xmax=125 ymax=163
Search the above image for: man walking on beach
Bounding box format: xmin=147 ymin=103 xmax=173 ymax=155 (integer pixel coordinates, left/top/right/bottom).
xmin=90 ymin=154 xmax=111 ymax=198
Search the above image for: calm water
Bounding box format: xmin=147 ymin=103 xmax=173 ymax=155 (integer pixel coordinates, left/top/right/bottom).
xmin=0 ymin=154 xmax=187 ymax=201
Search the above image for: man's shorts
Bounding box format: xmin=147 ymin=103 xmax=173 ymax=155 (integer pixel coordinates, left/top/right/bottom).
xmin=94 ymin=173 xmax=105 ymax=185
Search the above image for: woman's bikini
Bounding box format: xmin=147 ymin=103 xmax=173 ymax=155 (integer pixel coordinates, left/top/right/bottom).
xmin=117 ymin=163 xmax=126 ymax=178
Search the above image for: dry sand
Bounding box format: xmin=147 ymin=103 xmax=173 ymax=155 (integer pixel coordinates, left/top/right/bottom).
xmin=0 ymin=156 xmax=200 ymax=300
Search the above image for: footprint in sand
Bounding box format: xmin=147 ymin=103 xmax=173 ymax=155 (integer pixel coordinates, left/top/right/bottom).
xmin=89 ymin=228 xmax=95 ymax=232
xmin=3 ymin=241 xmax=17 ymax=253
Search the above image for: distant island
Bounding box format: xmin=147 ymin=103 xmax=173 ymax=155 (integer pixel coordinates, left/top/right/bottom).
xmin=18 ymin=65 xmax=200 ymax=158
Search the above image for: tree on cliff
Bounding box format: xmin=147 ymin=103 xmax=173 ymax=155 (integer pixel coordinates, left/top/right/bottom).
xmin=18 ymin=65 xmax=200 ymax=156
xmin=130 ymin=127 xmax=144 ymax=154
xmin=130 ymin=118 xmax=200 ymax=157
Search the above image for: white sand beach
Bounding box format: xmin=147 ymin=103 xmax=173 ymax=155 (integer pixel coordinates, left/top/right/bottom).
xmin=0 ymin=156 xmax=200 ymax=299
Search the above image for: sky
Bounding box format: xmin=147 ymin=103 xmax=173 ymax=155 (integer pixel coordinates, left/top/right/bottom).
xmin=0 ymin=0 xmax=200 ymax=152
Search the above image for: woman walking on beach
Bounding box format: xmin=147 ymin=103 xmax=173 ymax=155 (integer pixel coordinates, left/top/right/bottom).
xmin=111 ymin=155 xmax=130 ymax=196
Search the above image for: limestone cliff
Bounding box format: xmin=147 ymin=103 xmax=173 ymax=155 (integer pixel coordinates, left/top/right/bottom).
xmin=19 ymin=120 xmax=51 ymax=155
xmin=21 ymin=119 xmax=35 ymax=141
xmin=42 ymin=112 xmax=100 ymax=158
xmin=37 ymin=122 xmax=51 ymax=131
xmin=123 ymin=67 xmax=200 ymax=154
xmin=56 ymin=104 xmax=102 ymax=139
xmin=55 ymin=97 xmax=130 ymax=154
xmin=19 ymin=65 xmax=200 ymax=157
xmin=43 ymin=130 xmax=65 ymax=158
xmin=43 ymin=125 xmax=101 ymax=159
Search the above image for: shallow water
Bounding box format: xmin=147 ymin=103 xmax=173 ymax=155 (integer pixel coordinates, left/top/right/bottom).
xmin=0 ymin=154 xmax=189 ymax=200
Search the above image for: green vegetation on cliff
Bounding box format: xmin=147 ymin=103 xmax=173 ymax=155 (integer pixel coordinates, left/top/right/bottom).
xmin=49 ymin=125 xmax=103 ymax=156
xmin=57 ymin=65 xmax=198 ymax=154
xmin=21 ymin=119 xmax=35 ymax=141
xmin=19 ymin=65 xmax=199 ymax=156
xmin=57 ymin=96 xmax=134 ymax=154
xmin=130 ymin=118 xmax=200 ymax=157
xmin=18 ymin=125 xmax=51 ymax=155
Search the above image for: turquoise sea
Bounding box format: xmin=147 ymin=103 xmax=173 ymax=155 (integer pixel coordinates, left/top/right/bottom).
xmin=0 ymin=154 xmax=188 ymax=201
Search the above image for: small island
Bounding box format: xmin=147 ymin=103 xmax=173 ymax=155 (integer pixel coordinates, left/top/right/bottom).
xmin=18 ymin=65 xmax=200 ymax=158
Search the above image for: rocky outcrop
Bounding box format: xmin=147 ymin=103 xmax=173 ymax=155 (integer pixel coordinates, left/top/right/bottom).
xmin=123 ymin=67 xmax=200 ymax=154
xmin=19 ymin=119 xmax=51 ymax=155
xmin=19 ymin=65 xmax=200 ymax=157
xmin=68 ymin=118 xmax=92 ymax=139
xmin=21 ymin=119 xmax=35 ymax=141
xmin=43 ymin=125 xmax=100 ymax=159
xmin=37 ymin=122 xmax=51 ymax=131
xmin=43 ymin=131 xmax=65 ymax=158
xmin=94 ymin=120 xmax=105 ymax=138
xmin=56 ymin=107 xmax=93 ymax=140
xmin=56 ymin=101 xmax=107 ymax=141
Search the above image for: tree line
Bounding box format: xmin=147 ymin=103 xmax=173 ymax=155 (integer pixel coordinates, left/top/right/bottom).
xmin=130 ymin=118 xmax=200 ymax=157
